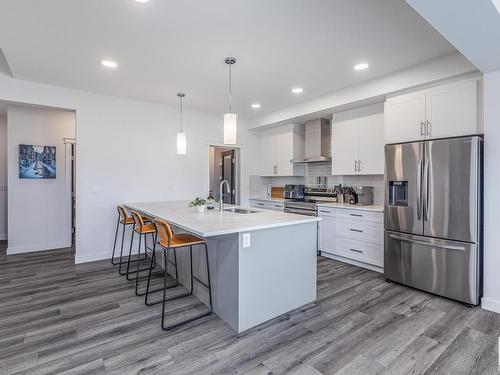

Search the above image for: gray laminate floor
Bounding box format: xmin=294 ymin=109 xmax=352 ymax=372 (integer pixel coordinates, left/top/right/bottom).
xmin=0 ymin=240 xmax=499 ymax=375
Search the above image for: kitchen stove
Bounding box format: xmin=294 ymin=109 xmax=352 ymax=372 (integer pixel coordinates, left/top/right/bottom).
xmin=284 ymin=186 xmax=339 ymax=216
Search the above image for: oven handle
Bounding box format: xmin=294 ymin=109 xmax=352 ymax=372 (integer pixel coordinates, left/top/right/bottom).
xmin=284 ymin=207 xmax=317 ymax=216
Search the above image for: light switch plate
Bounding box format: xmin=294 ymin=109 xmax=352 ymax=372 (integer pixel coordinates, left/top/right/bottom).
xmin=242 ymin=233 xmax=251 ymax=248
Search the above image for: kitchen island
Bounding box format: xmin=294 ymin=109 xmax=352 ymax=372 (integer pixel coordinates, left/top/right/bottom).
xmin=125 ymin=201 xmax=319 ymax=332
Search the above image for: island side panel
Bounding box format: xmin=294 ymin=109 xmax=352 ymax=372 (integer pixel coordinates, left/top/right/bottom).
xmin=164 ymin=232 xmax=240 ymax=332
xmin=237 ymin=222 xmax=317 ymax=332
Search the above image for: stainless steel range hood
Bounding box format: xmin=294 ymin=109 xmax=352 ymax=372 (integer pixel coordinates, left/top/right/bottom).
xmin=292 ymin=118 xmax=331 ymax=163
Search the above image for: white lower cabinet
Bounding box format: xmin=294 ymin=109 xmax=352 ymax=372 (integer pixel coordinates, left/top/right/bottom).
xmin=318 ymin=206 xmax=384 ymax=272
xmin=318 ymin=207 xmax=335 ymax=253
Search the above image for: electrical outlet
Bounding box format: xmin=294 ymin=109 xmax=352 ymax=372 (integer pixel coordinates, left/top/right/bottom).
xmin=242 ymin=233 xmax=251 ymax=248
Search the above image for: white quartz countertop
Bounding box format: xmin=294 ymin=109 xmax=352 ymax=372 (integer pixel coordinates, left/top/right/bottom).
xmin=124 ymin=201 xmax=319 ymax=238
xmin=316 ymin=202 xmax=384 ymax=212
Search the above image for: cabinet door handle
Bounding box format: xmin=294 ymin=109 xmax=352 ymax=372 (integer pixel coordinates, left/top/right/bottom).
xmin=349 ymin=213 xmax=363 ymax=217
xmin=350 ymin=248 xmax=363 ymax=253
xmin=319 ymin=210 xmax=331 ymax=214
xmin=257 ymin=203 xmax=265 ymax=206
xmin=358 ymin=160 xmax=362 ymax=172
xmin=274 ymin=204 xmax=282 ymax=208
xmin=426 ymin=120 xmax=431 ymax=137
xmin=354 ymin=160 xmax=358 ymax=172
xmin=420 ymin=121 xmax=425 ymax=136
xmin=350 ymin=228 xmax=363 ymax=233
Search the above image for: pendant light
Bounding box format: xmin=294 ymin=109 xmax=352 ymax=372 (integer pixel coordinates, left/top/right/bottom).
xmin=224 ymin=57 xmax=237 ymax=145
xmin=176 ymin=92 xmax=187 ymax=155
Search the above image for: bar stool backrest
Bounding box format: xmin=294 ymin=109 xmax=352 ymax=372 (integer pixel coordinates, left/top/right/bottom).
xmin=130 ymin=210 xmax=145 ymax=229
xmin=153 ymin=218 xmax=173 ymax=245
xmin=117 ymin=205 xmax=129 ymax=222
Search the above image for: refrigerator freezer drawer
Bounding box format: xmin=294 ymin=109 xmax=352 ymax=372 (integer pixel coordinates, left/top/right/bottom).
xmin=384 ymin=230 xmax=481 ymax=305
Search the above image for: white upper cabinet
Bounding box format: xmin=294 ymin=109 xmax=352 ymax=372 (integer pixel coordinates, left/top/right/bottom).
xmin=385 ymin=79 xmax=479 ymax=144
xmin=260 ymin=124 xmax=305 ymax=177
xmin=385 ymin=90 xmax=426 ymax=144
xmin=425 ymin=79 xmax=478 ymax=140
xmin=332 ymin=103 xmax=385 ymax=175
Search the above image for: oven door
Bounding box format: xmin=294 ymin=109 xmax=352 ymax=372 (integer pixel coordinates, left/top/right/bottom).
xmin=284 ymin=201 xmax=317 ymax=216
xmin=284 ymin=207 xmax=317 ymax=216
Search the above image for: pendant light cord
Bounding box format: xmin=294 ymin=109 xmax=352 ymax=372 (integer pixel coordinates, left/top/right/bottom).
xmin=228 ymin=63 xmax=232 ymax=113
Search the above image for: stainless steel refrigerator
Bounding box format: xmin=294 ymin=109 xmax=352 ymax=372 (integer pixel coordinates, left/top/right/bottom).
xmin=384 ymin=136 xmax=482 ymax=305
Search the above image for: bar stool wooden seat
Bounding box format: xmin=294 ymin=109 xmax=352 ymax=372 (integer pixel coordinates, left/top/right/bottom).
xmin=145 ymin=218 xmax=213 ymax=331
xmin=126 ymin=211 xmax=157 ymax=296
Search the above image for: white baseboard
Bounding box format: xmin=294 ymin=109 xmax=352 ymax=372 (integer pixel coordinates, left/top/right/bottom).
xmin=75 ymin=250 xmax=110 ymax=264
xmin=481 ymin=297 xmax=500 ymax=314
xmin=7 ymin=241 xmax=72 ymax=255
xmin=320 ymin=252 xmax=384 ymax=273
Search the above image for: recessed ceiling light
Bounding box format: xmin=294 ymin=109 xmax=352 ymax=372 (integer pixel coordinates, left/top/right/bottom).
xmin=133 ymin=0 xmax=150 ymax=3
xmin=291 ymin=87 xmax=303 ymax=94
xmin=353 ymin=63 xmax=369 ymax=71
xmin=251 ymin=103 xmax=261 ymax=109
xmin=101 ymin=60 xmax=118 ymax=69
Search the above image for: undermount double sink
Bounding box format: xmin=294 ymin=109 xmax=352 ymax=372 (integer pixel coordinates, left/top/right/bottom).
xmin=223 ymin=208 xmax=258 ymax=214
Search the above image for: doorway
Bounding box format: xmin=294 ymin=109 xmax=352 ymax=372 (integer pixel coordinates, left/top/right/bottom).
xmin=209 ymin=146 xmax=239 ymax=205
xmin=0 ymin=101 xmax=76 ymax=254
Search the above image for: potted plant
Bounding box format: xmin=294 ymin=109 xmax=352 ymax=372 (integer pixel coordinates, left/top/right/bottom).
xmin=189 ymin=197 xmax=207 ymax=213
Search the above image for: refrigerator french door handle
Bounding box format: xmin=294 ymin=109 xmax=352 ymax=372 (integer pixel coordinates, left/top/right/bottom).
xmin=423 ymin=158 xmax=430 ymax=221
xmin=388 ymin=234 xmax=466 ymax=251
xmin=417 ymin=157 xmax=422 ymax=220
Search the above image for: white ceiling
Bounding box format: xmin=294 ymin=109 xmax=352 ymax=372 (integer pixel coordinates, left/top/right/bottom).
xmin=406 ymin=0 xmax=500 ymax=73
xmin=0 ymin=0 xmax=456 ymax=118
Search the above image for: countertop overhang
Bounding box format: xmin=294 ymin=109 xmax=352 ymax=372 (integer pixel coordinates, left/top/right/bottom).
xmin=124 ymin=201 xmax=320 ymax=238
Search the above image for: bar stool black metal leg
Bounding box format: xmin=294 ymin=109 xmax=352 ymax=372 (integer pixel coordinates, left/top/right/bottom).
xmin=189 ymin=245 xmax=194 ymax=295
xmin=134 ymin=232 xmax=143 ymax=293
xmin=111 ymin=216 xmax=120 ymax=265
xmin=145 ymin=240 xmax=157 ymax=306
xmin=118 ymin=221 xmax=126 ymax=268
xmin=161 ymin=243 xmax=213 ymax=331
xmin=125 ymin=230 xmax=136 ymax=279
xmin=204 ymin=243 xmax=213 ymax=312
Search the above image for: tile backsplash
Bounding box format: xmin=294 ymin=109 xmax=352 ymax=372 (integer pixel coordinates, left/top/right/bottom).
xmin=249 ymin=162 xmax=385 ymax=205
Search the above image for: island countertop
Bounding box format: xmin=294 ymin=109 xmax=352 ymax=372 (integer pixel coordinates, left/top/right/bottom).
xmin=124 ymin=200 xmax=319 ymax=238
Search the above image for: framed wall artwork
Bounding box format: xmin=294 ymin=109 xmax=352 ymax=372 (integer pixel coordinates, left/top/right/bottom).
xmin=19 ymin=144 xmax=56 ymax=179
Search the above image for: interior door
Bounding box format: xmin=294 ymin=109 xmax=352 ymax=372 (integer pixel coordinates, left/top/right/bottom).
xmin=385 ymin=141 xmax=423 ymax=235
xmin=221 ymin=150 xmax=235 ymax=204
xmin=424 ymin=136 xmax=480 ymax=243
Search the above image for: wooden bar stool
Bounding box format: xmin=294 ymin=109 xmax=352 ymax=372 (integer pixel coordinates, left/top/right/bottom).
xmin=126 ymin=211 xmax=157 ymax=296
xmin=145 ymin=218 xmax=213 ymax=331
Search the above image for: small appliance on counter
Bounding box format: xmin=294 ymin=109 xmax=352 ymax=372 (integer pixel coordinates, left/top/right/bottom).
xmin=282 ymin=184 xmax=305 ymax=199
xmin=342 ymin=186 xmax=374 ymax=205
xmin=353 ymin=186 xmax=374 ymax=206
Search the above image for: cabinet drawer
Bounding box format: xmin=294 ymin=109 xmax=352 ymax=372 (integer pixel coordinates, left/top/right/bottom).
xmin=336 ymin=218 xmax=383 ymax=245
xmin=317 ymin=207 xmax=335 ymax=217
xmin=335 ymin=237 xmax=383 ymax=267
xmin=336 ymin=209 xmax=383 ymax=223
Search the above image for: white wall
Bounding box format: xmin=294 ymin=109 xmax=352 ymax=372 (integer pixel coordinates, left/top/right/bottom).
xmin=0 ymin=72 xmax=261 ymax=263
xmin=482 ymin=69 xmax=500 ymax=313
xmin=0 ymin=115 xmax=7 ymax=240
xmin=7 ymin=105 xmax=75 ymax=254
xmin=252 ymin=52 xmax=477 ymax=128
